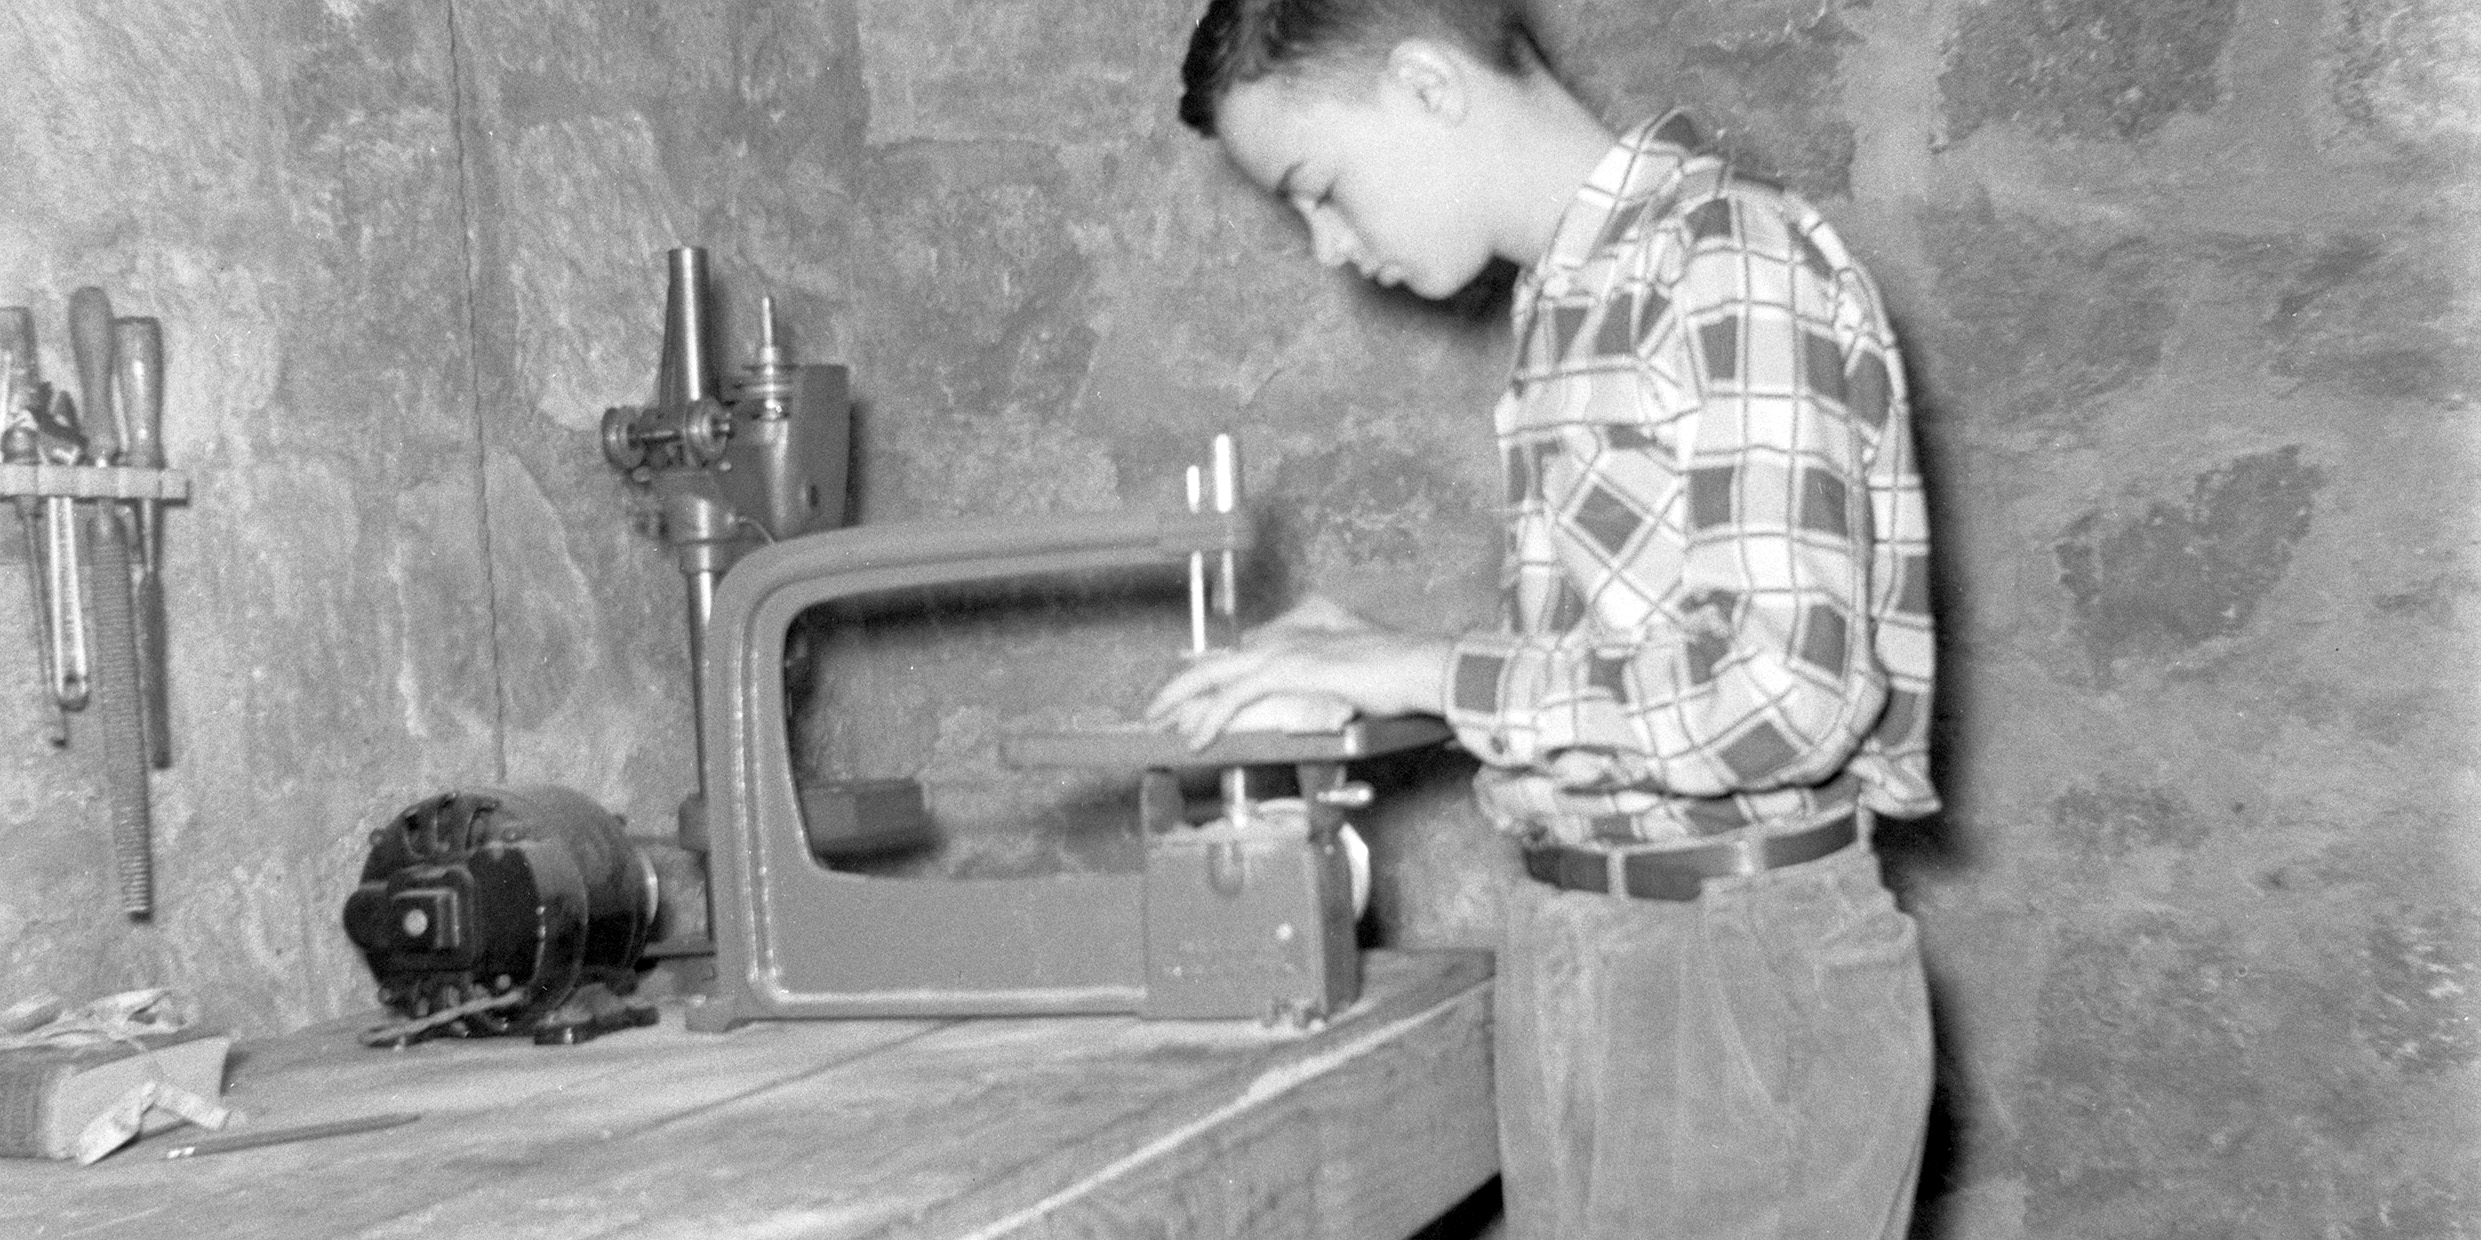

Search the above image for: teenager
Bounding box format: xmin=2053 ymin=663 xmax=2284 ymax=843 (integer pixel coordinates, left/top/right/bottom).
xmin=1151 ymin=2 xmax=1939 ymax=1235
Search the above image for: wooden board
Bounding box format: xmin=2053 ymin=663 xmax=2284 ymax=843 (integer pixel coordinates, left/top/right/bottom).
xmin=1000 ymin=718 xmax=1453 ymax=770
xmin=0 ymin=950 xmax=1494 ymax=1240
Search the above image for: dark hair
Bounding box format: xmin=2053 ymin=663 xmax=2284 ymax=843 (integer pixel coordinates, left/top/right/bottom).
xmin=1178 ymin=0 xmax=1551 ymax=137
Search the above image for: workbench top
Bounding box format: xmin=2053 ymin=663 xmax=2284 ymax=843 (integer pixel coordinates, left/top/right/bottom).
xmin=3 ymin=950 xmax=1496 ymax=1240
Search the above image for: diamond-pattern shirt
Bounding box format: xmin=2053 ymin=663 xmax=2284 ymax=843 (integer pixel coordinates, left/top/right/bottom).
xmin=1442 ymin=114 xmax=1940 ymax=847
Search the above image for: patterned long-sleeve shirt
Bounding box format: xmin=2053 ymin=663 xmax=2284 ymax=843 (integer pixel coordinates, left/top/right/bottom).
xmin=1442 ymin=114 xmax=1939 ymax=847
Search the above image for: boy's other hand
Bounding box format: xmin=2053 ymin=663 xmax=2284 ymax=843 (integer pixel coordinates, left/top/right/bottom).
xmin=1146 ymin=598 xmax=1451 ymax=750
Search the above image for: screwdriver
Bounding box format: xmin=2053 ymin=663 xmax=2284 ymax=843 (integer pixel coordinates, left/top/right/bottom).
xmin=0 ymin=308 xmax=67 ymax=744
xmin=113 ymin=317 xmax=170 ymax=768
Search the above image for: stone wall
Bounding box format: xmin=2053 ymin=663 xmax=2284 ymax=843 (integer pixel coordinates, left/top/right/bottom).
xmin=0 ymin=0 xmax=501 ymax=1032
xmin=1 ymin=0 xmax=2473 ymax=1235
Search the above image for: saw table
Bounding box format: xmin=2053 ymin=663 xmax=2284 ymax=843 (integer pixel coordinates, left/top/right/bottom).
xmin=0 ymin=950 xmax=1495 ymax=1240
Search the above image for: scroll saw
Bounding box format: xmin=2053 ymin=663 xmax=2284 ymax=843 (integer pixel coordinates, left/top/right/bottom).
xmin=342 ymin=248 xmax=1445 ymax=1038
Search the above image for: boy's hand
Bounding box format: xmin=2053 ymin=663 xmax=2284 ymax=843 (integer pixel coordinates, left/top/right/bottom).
xmin=1146 ymin=597 xmax=1452 ymax=749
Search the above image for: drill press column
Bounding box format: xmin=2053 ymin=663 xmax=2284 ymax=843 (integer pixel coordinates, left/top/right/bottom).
xmin=602 ymin=248 xmax=852 ymax=847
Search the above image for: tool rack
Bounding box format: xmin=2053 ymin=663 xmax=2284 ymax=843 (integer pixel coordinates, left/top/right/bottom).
xmin=2 ymin=292 xmax=187 ymax=919
xmin=0 ymin=461 xmax=187 ymax=502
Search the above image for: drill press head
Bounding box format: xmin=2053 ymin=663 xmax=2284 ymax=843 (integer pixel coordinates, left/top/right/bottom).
xmin=600 ymin=248 xmax=850 ymax=581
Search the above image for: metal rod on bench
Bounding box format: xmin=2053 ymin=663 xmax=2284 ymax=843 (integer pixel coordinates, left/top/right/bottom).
xmin=1207 ymin=434 xmax=1250 ymax=825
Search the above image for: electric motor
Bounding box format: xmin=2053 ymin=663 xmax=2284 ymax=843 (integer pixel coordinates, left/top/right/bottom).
xmin=342 ymin=785 xmax=657 ymax=1038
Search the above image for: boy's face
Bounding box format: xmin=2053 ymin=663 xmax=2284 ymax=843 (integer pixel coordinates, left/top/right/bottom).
xmin=1217 ymin=60 xmax=1495 ymax=300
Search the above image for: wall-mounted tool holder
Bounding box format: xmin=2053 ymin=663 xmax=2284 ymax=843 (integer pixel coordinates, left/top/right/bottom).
xmin=0 ymin=291 xmax=189 ymax=919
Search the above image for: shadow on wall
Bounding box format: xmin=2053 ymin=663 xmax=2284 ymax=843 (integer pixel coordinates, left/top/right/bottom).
xmin=1856 ymin=312 xmax=1976 ymax=1238
xmin=1872 ymin=317 xmax=1976 ymax=881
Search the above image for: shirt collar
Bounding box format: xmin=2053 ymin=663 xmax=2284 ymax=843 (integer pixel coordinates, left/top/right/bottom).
xmin=1532 ymin=110 xmax=1701 ymax=282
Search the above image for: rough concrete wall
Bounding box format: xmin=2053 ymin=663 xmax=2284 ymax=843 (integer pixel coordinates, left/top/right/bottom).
xmin=1541 ymin=0 xmax=2481 ymax=1234
xmin=449 ymin=0 xmax=869 ymax=841
xmin=0 ymin=0 xmax=500 ymax=1034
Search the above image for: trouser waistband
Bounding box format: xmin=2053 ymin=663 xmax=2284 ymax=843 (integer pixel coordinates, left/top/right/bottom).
xmin=1521 ymin=814 xmax=1858 ymax=901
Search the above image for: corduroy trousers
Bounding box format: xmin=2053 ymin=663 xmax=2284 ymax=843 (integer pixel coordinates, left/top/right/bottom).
xmin=1495 ymin=837 xmax=1934 ymax=1240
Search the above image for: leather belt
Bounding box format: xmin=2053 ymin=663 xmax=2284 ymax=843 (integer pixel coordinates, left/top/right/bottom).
xmin=1522 ymin=814 xmax=1857 ymax=901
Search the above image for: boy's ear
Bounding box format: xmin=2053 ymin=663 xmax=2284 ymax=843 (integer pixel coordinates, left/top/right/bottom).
xmin=1383 ymin=38 xmax=1470 ymax=123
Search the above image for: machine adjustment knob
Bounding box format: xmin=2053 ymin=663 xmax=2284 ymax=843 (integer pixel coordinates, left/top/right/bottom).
xmin=601 ymin=406 xmax=646 ymax=471
xmin=681 ymin=398 xmax=733 ymax=465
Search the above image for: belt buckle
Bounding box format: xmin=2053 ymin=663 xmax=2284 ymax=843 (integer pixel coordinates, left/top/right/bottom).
xmin=1616 ymin=850 xmax=1708 ymax=901
xmin=1718 ymin=834 xmax=1766 ymax=878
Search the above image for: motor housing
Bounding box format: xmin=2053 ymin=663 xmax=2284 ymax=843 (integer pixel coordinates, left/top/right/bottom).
xmin=343 ymin=785 xmax=655 ymax=1037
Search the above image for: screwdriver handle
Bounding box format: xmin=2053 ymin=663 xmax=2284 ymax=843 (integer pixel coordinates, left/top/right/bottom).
xmin=0 ymin=307 xmax=33 ymax=420
xmin=67 ymin=288 xmax=118 ymax=460
xmin=113 ymin=319 xmax=162 ymax=471
xmin=114 ymin=318 xmax=171 ymax=770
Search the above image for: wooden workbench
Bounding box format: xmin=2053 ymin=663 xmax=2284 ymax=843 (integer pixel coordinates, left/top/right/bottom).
xmin=2 ymin=950 xmax=1495 ymax=1240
